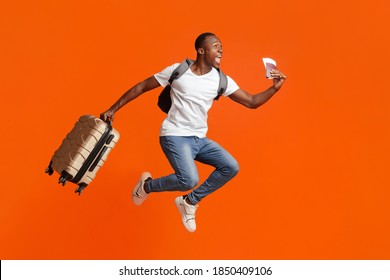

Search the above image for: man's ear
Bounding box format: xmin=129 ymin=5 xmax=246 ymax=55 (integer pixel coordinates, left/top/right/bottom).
xmin=197 ymin=48 xmax=205 ymax=55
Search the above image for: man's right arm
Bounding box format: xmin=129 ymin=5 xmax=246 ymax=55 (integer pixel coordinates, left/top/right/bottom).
xmin=100 ymin=75 xmax=161 ymax=122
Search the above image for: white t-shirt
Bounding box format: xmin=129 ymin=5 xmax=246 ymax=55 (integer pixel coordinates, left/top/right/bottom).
xmin=154 ymin=63 xmax=240 ymax=138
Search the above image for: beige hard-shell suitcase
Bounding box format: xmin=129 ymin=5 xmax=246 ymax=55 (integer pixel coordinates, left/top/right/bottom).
xmin=45 ymin=115 xmax=120 ymax=194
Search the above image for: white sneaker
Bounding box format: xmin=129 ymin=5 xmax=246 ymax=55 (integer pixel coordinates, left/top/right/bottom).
xmin=132 ymin=172 xmax=152 ymax=206
xmin=175 ymin=196 xmax=198 ymax=233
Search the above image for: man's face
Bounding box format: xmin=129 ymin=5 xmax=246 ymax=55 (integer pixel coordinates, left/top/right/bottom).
xmin=201 ymin=35 xmax=223 ymax=68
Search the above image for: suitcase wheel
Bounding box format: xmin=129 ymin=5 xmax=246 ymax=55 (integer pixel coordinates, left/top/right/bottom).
xmin=58 ymin=171 xmax=72 ymax=186
xmin=45 ymin=161 xmax=54 ymax=176
xmin=59 ymin=176 xmax=67 ymax=186
xmin=45 ymin=166 xmax=54 ymax=176
xmin=75 ymin=183 xmax=88 ymax=195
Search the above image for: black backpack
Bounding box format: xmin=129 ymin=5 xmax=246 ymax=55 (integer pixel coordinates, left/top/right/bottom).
xmin=157 ymin=58 xmax=228 ymax=113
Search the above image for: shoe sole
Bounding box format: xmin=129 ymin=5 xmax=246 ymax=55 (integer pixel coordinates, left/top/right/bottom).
xmin=175 ymin=197 xmax=196 ymax=233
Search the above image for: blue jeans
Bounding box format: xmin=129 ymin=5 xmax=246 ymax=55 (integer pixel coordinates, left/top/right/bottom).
xmin=145 ymin=136 xmax=239 ymax=204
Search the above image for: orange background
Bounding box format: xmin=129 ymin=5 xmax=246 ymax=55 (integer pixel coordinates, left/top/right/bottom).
xmin=1 ymin=0 xmax=389 ymax=259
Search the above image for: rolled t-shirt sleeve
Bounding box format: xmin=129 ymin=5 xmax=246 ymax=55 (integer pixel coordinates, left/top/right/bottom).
xmin=154 ymin=63 xmax=179 ymax=87
xmin=223 ymin=76 xmax=240 ymax=97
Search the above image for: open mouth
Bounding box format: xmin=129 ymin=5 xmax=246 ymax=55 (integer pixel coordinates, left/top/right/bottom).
xmin=215 ymin=57 xmax=221 ymax=64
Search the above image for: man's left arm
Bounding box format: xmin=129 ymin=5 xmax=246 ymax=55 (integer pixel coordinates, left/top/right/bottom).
xmin=228 ymin=69 xmax=286 ymax=109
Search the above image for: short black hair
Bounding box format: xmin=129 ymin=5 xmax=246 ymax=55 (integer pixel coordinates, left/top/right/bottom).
xmin=194 ymin=32 xmax=215 ymax=50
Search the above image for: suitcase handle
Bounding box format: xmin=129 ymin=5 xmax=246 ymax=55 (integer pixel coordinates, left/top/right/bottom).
xmin=100 ymin=115 xmax=112 ymax=125
xmin=89 ymin=146 xmax=108 ymax=172
xmin=71 ymin=122 xmax=113 ymax=183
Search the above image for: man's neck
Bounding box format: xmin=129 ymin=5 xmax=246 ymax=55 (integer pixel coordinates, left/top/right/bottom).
xmin=191 ymin=60 xmax=213 ymax=76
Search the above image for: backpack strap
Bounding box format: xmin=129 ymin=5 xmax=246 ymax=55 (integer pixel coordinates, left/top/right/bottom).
xmin=168 ymin=58 xmax=194 ymax=84
xmin=168 ymin=58 xmax=228 ymax=101
xmin=214 ymin=68 xmax=227 ymax=100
